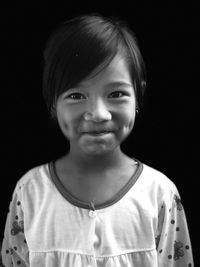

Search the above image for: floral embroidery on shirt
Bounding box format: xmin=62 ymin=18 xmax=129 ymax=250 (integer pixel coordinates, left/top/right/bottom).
xmin=11 ymin=220 xmax=24 ymax=235
xmin=174 ymin=195 xmax=183 ymax=211
xmin=174 ymin=241 xmax=184 ymax=260
xmin=9 ymin=248 xmax=14 ymax=255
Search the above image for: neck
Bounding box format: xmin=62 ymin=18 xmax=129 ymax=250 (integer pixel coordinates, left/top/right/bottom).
xmin=65 ymin=146 xmax=127 ymax=173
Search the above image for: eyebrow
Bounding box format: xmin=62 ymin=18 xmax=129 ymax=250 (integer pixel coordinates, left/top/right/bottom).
xmin=105 ymin=81 xmax=133 ymax=88
xmin=77 ymin=81 xmax=133 ymax=89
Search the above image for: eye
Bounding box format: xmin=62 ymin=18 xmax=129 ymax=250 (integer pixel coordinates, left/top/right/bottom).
xmin=108 ymin=91 xmax=127 ymax=98
xmin=66 ymin=93 xmax=86 ymax=100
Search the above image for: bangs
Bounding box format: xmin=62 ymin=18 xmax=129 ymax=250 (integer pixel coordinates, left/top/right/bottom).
xmin=58 ymin=23 xmax=119 ymax=92
xmin=43 ymin=16 xmax=120 ymax=113
xmin=43 ymin=14 xmax=146 ymax=116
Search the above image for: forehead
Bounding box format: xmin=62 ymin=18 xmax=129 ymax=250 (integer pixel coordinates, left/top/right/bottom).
xmin=77 ymin=54 xmax=133 ymax=88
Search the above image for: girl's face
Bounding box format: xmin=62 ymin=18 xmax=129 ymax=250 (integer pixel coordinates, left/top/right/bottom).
xmin=56 ymin=54 xmax=136 ymax=157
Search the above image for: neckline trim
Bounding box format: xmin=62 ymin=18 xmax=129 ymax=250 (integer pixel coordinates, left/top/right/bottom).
xmin=48 ymin=159 xmax=143 ymax=210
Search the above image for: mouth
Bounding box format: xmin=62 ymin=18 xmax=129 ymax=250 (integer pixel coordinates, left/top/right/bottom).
xmin=84 ymin=131 xmax=112 ymax=136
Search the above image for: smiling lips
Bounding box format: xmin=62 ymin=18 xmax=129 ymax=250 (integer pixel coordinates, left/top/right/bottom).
xmin=82 ymin=129 xmax=113 ymax=134
xmin=80 ymin=123 xmax=117 ymax=137
xmin=81 ymin=125 xmax=115 ymax=135
xmin=84 ymin=131 xmax=112 ymax=136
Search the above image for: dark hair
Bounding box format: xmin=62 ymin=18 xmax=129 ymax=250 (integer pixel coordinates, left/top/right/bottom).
xmin=42 ymin=14 xmax=146 ymax=118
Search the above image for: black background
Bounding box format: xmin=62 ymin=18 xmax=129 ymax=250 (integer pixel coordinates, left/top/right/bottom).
xmin=1 ymin=2 xmax=199 ymax=265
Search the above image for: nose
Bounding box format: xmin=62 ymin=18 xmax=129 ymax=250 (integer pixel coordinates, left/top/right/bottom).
xmin=84 ymin=98 xmax=112 ymax=122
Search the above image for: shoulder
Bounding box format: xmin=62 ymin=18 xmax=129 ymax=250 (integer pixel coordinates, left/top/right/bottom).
xmin=139 ymin=161 xmax=179 ymax=200
xmin=14 ymin=163 xmax=51 ymax=194
xmin=7 ymin=163 xmax=53 ymax=213
xmin=142 ymin=163 xmax=176 ymax=189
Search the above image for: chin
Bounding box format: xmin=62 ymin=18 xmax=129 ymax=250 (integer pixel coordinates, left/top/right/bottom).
xmin=78 ymin=134 xmax=119 ymax=156
xmin=82 ymin=143 xmax=118 ymax=157
xmin=83 ymin=147 xmax=112 ymax=156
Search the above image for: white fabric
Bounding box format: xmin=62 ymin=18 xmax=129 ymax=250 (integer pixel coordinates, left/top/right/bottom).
xmin=1 ymin=163 xmax=193 ymax=266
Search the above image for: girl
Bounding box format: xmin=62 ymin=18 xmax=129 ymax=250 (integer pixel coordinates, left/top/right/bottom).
xmin=1 ymin=14 xmax=193 ymax=266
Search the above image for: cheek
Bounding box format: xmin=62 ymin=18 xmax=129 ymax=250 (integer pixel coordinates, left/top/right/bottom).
xmin=56 ymin=116 xmax=70 ymax=139
xmin=117 ymin=106 xmax=136 ymax=130
xmin=114 ymin=108 xmax=136 ymax=142
xmin=57 ymin=100 xmax=81 ymax=119
xmin=56 ymin=110 xmax=77 ymax=138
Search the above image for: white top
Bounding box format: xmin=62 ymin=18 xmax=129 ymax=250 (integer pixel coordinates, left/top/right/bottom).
xmin=1 ymin=160 xmax=193 ymax=267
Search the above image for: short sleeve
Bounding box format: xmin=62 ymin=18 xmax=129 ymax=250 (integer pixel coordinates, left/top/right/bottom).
xmin=156 ymin=186 xmax=193 ymax=266
xmin=1 ymin=184 xmax=29 ymax=267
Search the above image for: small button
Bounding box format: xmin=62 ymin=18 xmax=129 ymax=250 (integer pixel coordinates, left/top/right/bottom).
xmin=89 ymin=210 xmax=96 ymax=218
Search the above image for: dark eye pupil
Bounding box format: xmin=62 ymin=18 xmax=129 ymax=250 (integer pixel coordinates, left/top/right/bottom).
xmin=111 ymin=91 xmax=123 ymax=98
xmin=70 ymin=93 xmax=83 ymax=99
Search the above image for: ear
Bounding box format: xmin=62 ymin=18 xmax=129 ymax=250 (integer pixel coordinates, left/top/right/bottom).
xmin=50 ymin=104 xmax=57 ymax=120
